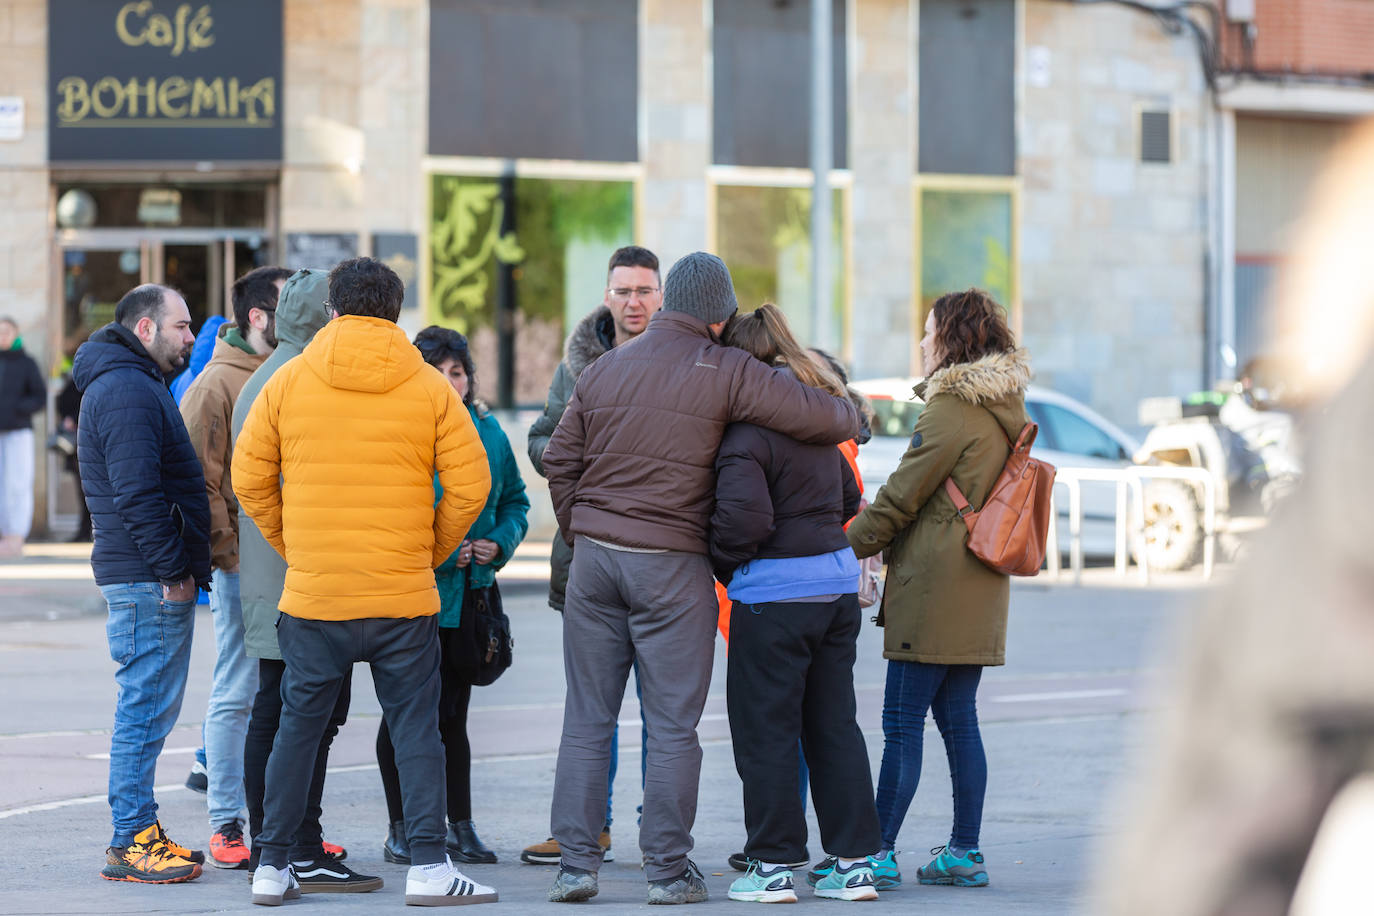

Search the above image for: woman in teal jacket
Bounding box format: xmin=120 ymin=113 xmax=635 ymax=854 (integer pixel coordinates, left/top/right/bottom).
xmin=377 ymin=326 xmax=530 ymax=866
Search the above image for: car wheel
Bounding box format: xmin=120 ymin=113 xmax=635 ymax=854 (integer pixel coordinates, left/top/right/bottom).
xmin=1135 ymin=480 xmax=1202 ymax=572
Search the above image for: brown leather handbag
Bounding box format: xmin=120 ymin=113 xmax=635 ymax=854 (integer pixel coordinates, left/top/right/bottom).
xmin=943 ymin=422 xmax=1057 ymax=577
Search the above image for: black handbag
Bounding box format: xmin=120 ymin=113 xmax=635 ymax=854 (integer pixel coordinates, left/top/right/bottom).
xmin=450 ymin=583 xmax=513 ymax=687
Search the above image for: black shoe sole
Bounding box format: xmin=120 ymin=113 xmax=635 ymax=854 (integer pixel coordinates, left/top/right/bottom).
xmin=383 ymin=847 xmax=412 ymax=865
xmin=449 ymin=848 xmax=498 ymax=865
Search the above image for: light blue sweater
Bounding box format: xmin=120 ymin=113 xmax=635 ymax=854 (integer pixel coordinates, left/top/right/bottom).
xmin=726 ymin=547 xmax=860 ymax=604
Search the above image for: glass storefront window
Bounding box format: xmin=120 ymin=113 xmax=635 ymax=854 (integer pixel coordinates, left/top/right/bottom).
xmin=428 ymin=173 xmax=635 ymax=406
xmin=918 ymin=187 xmax=1014 ymax=320
xmin=54 ymin=183 xmax=269 ymax=228
xmin=714 ymin=184 xmax=847 ymax=352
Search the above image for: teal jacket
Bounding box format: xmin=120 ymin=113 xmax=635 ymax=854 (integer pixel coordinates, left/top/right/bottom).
xmin=436 ymin=404 xmax=530 ymax=627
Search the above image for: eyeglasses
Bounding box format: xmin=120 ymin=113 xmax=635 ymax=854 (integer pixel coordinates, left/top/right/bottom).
xmin=607 ymin=287 xmax=659 ymax=302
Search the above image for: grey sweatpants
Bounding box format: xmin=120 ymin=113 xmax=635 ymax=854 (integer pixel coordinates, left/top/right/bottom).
xmin=551 ymin=536 xmax=717 ymax=881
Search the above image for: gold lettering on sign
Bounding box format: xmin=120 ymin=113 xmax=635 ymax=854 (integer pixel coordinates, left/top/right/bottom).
xmin=56 ymin=76 xmax=91 ymax=122
xmin=54 ymin=75 xmax=275 ymax=124
xmin=116 ymin=2 xmax=215 ymax=57
xmin=157 ymin=76 xmax=190 ymax=117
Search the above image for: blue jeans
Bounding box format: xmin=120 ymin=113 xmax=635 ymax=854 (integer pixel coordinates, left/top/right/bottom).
xmin=203 ymin=569 xmax=258 ymax=827
xmin=874 ymin=661 xmax=987 ymax=851
xmin=101 ymin=582 xmax=196 ymax=847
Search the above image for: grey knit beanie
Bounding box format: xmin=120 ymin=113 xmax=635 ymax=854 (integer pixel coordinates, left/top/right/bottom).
xmin=662 ymin=252 xmax=739 ymax=325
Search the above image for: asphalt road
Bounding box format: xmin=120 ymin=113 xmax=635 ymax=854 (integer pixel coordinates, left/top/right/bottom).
xmin=0 ymin=545 xmax=1206 ymax=914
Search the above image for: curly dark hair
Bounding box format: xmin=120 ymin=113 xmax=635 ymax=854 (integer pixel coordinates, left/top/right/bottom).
xmin=413 ymin=325 xmax=477 ymax=406
xmin=327 ymin=257 xmax=404 ymax=322
xmin=928 ymin=289 xmax=1017 ymax=374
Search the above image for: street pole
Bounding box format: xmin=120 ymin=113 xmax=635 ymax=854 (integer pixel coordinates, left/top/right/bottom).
xmin=810 ymin=0 xmax=832 ymax=352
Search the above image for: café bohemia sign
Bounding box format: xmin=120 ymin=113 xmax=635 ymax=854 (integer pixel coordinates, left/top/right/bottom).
xmin=48 ymin=0 xmax=283 ymax=162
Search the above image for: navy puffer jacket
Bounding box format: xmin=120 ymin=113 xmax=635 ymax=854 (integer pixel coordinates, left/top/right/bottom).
xmin=73 ymin=323 xmax=211 ymax=588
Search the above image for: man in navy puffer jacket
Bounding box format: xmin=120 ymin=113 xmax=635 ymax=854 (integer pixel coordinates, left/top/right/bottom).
xmin=73 ymin=283 xmax=212 ymax=885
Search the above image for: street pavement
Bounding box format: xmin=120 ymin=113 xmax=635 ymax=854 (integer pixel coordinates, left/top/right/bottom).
xmin=0 ymin=543 xmax=1207 ymax=914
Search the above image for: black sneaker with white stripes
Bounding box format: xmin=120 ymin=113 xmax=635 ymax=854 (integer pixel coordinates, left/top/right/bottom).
xmin=406 ymin=856 xmax=498 ymax=906
xmin=289 ymin=855 xmax=383 ymax=894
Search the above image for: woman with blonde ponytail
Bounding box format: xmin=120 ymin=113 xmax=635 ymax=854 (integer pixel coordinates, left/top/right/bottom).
xmin=708 ymin=305 xmax=882 ymax=903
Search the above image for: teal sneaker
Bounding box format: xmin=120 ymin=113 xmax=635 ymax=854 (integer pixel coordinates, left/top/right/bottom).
xmin=812 ymin=859 xmax=878 ymax=901
xmin=867 ymin=850 xmax=901 ymax=890
xmin=807 ymin=852 xmax=900 ymax=891
xmin=727 ymin=861 xmax=797 ymax=904
xmin=917 ymin=846 xmax=988 ymax=887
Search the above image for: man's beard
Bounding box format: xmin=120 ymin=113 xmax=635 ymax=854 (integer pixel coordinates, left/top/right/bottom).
xmin=150 ymin=330 xmax=191 ymax=375
xmin=262 ymin=317 xmax=278 ymax=351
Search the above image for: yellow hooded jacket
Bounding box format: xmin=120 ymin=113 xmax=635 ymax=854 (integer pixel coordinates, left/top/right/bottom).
xmin=232 ymin=314 xmax=490 ymax=620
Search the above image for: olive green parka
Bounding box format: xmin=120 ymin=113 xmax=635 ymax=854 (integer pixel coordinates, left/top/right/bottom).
xmin=847 ymin=349 xmax=1032 ymax=666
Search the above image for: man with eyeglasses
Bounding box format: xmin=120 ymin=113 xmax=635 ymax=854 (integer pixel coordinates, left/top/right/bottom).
xmin=523 ymin=245 xmax=662 ymax=867
xmin=179 ymin=265 xmax=290 ymax=869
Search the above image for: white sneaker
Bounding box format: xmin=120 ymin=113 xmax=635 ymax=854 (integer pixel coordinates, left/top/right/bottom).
xmin=252 ymin=864 xmax=301 ymax=906
xmin=406 ymin=856 xmax=499 ymax=906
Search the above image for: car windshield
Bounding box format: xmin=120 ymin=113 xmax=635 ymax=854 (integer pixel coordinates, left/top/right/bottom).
xmin=869 ymin=397 xmax=924 ymax=438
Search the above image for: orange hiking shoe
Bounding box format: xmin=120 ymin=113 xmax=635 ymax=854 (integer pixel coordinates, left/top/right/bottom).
xmin=153 ymin=820 xmax=205 ymax=864
xmin=209 ymin=821 xmax=251 ymax=869
xmin=101 ymin=823 xmax=202 ymax=883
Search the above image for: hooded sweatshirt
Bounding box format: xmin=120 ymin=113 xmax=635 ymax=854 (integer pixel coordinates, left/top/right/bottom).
xmin=232 ymin=311 xmax=491 ymax=622
xmin=233 ymin=269 xmax=330 ymax=657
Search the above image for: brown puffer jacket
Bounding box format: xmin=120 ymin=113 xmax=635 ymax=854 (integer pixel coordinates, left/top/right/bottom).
xmin=543 ymin=310 xmax=859 ymax=554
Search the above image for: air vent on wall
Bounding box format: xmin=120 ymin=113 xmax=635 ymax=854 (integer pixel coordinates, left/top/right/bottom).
xmin=1140 ymin=110 xmax=1172 ymax=163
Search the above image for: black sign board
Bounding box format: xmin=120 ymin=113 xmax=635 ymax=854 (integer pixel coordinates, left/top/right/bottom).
xmin=48 ymin=0 xmax=283 ymax=162
xmin=285 ymin=233 xmax=358 ymax=272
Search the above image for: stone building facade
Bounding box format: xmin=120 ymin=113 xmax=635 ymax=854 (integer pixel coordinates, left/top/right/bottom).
xmin=3 ymin=0 xmax=1373 ymax=535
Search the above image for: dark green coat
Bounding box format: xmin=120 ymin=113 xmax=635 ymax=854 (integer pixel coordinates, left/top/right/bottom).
xmin=526 ymin=306 xmax=614 ymax=610
xmin=436 ymin=404 xmax=530 ymax=627
xmin=847 ymin=349 xmax=1031 ymax=666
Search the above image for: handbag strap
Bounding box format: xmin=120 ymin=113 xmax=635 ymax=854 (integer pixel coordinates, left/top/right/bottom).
xmin=944 ymin=477 xmax=977 ymax=533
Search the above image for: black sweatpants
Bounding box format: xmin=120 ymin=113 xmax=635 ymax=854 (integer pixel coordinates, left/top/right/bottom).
xmin=258 ymin=614 xmax=446 ymax=869
xmin=727 ymin=595 xmax=881 ymax=864
xmin=243 ymin=658 xmax=352 ymax=856
xmin=376 ymin=680 xmax=472 ymax=823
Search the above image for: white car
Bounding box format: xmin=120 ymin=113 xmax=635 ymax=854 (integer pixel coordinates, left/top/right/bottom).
xmin=852 ymin=379 xmax=1141 ymax=558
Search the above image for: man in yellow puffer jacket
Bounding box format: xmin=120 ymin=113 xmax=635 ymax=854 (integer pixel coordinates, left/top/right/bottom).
xmin=232 ymin=257 xmax=496 ymax=907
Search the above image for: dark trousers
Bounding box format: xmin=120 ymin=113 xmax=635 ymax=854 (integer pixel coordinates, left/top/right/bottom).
xmin=874 ymin=661 xmax=986 ymax=851
xmin=244 ymin=658 xmax=351 ymax=856
xmin=377 ymin=680 xmax=472 ymax=823
xmin=727 ymin=595 xmax=881 ymax=864
xmin=258 ymin=614 xmax=446 ymax=869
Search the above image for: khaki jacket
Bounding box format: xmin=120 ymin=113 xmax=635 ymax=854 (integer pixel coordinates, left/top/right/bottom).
xmin=848 ymin=349 xmax=1031 ymax=665
xmin=178 ymin=328 xmax=266 ymax=572
xmin=543 ymin=310 xmax=859 ymax=554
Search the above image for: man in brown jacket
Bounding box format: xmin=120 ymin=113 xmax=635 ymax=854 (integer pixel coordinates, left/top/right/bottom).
xmin=178 ymin=266 xmax=291 ymax=869
xmin=541 ymin=251 xmax=860 ymax=905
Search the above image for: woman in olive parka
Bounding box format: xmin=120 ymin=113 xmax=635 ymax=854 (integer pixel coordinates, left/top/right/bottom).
xmin=846 ymin=289 xmax=1030 ymax=890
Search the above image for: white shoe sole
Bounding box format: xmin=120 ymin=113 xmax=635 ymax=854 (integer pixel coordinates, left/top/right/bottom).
xmin=728 ymin=888 xmax=798 ymax=903
xmin=405 ymin=891 xmax=499 ymax=906
xmin=814 ymin=886 xmax=879 ymax=901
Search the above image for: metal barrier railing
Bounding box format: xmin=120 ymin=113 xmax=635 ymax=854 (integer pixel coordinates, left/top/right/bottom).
xmin=1044 ymin=465 xmax=1217 ymax=586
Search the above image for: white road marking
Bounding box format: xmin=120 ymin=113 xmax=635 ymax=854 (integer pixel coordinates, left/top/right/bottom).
xmin=991 ymin=688 xmax=1127 ymax=703
xmin=83 ymin=745 xmax=199 ymax=761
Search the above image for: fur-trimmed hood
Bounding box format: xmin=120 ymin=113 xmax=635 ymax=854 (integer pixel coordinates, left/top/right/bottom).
xmin=564 ymin=306 xmax=617 ymax=379
xmin=917 ymin=348 xmax=1031 ymax=404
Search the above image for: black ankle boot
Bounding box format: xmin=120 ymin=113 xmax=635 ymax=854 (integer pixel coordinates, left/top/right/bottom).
xmin=383 ymin=820 xmax=411 ymax=864
xmin=446 ymin=819 xmax=497 ymax=864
